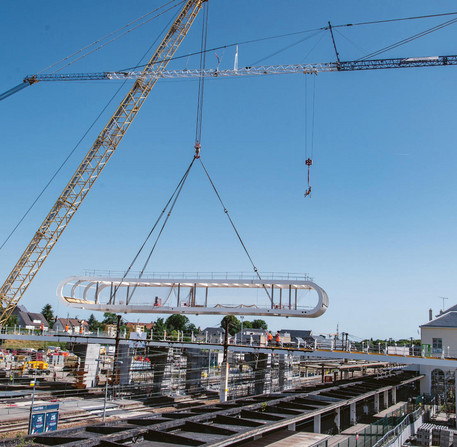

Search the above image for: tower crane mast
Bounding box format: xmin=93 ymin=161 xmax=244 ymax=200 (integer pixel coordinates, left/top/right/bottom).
xmin=0 ymin=0 xmax=207 ymax=326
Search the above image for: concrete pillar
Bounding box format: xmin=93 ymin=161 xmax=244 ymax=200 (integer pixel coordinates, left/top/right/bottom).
xmin=343 ymin=370 xmax=349 ymax=380
xmin=247 ymin=353 xmax=270 ymax=395
xmin=152 ymin=348 xmax=170 ymax=394
xmin=383 ymin=390 xmax=389 ymax=409
xmin=288 ymin=423 xmax=296 ymax=431
xmin=279 ymin=354 xmax=292 ymax=391
xmin=374 ymin=393 xmax=380 ymax=413
xmin=219 ymin=358 xmax=229 ymax=402
xmin=350 ymin=402 xmax=357 ymax=426
xmin=118 ymin=343 xmax=133 ymax=386
xmin=314 ymin=414 xmax=321 ymax=433
xmin=73 ymin=343 xmax=101 ymax=388
xmin=334 ymin=408 xmax=341 ymax=432
xmin=391 ymin=387 xmax=397 ymax=405
xmin=185 ymin=349 xmax=204 ymax=394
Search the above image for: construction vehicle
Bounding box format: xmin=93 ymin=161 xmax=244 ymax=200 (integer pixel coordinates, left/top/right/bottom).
xmin=0 ymin=0 xmax=207 ymax=326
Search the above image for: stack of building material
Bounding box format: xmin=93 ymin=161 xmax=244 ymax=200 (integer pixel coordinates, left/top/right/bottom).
xmin=417 ymin=425 xmax=433 ymax=446
xmin=433 ymin=427 xmax=442 ymax=445
xmin=440 ymin=429 xmax=453 ymax=447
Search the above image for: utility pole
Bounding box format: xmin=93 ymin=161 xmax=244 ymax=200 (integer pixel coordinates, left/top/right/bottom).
xmin=113 ymin=315 xmax=122 ymax=399
xmin=220 ymin=319 xmax=230 ymax=402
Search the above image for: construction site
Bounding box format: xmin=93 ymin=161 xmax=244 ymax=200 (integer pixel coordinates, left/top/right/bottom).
xmin=1 ymin=1 xmax=457 ymax=446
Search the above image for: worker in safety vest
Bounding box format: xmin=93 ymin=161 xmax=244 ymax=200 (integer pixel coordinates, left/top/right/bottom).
xmin=275 ymin=331 xmax=281 ymax=346
xmin=65 ymin=324 xmax=69 ymax=333
xmin=267 ymin=331 xmax=273 ymax=345
xmin=40 ymin=323 xmax=44 ymax=335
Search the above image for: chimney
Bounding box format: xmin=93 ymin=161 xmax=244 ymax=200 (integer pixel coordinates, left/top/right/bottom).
xmin=429 ymin=308 xmax=433 ymax=321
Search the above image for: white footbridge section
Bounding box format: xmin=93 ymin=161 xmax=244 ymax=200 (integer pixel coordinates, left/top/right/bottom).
xmin=57 ymin=274 xmax=329 ymax=318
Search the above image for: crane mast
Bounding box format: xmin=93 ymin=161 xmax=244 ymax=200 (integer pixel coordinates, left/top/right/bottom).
xmin=0 ymin=0 xmax=207 ymax=326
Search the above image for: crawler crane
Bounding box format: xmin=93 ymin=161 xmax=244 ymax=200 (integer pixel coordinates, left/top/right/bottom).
xmin=0 ymin=0 xmax=207 ymax=326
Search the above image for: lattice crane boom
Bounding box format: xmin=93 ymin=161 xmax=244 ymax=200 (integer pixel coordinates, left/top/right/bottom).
xmin=0 ymin=0 xmax=207 ymax=326
xmin=21 ymin=54 xmax=457 ymax=83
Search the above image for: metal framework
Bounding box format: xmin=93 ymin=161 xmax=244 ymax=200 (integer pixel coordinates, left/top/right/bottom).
xmin=57 ymin=275 xmax=329 ymax=318
xmin=20 ymin=54 xmax=457 ymax=83
xmin=30 ymin=372 xmax=419 ymax=447
xmin=0 ymin=0 xmax=206 ymax=326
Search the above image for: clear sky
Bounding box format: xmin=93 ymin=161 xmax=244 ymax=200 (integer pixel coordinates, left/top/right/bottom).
xmin=1 ymin=0 xmax=457 ymax=340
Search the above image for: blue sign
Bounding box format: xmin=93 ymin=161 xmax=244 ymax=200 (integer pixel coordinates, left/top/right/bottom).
xmin=45 ymin=411 xmax=59 ymax=432
xmin=30 ymin=413 xmax=45 ymax=434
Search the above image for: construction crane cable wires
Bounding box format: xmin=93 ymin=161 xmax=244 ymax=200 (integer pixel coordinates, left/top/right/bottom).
xmin=0 ymin=2 xmax=185 ymax=254
xmin=38 ymin=0 xmax=186 ymax=75
xmin=198 ymin=159 xmax=272 ymax=303
xmin=358 ymin=16 xmax=457 ymax=61
xmin=109 ymin=156 xmax=197 ymax=305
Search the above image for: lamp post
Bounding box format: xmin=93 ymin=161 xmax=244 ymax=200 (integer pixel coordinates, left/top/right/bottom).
xmin=28 ymin=368 xmax=38 ymax=434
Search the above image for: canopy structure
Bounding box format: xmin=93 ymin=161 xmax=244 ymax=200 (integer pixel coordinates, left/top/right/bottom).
xmin=57 ymin=274 xmax=329 ymax=318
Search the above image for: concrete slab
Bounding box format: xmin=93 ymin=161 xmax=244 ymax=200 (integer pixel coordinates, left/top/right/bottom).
xmin=243 ymin=431 xmax=330 ymax=447
xmin=375 ymin=401 xmax=407 ymax=418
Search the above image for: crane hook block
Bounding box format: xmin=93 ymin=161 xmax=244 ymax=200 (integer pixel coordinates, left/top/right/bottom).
xmin=305 ymin=158 xmax=313 ymax=166
xmin=194 ymin=142 xmax=201 ymax=159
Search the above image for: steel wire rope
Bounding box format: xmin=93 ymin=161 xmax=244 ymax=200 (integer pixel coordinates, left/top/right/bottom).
xmin=37 ymin=0 xmax=185 ymax=75
xmin=0 ymin=6 xmax=182 ymax=253
xmin=195 ymin=1 xmax=209 ymax=145
xmin=116 ymin=11 xmax=457 ymax=73
xmin=198 ymin=159 xmax=272 ymax=303
xmin=358 ymin=17 xmax=457 ymax=60
xmin=108 ymin=157 xmax=196 ymax=304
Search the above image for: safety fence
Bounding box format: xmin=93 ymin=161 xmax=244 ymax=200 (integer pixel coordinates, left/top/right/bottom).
xmin=333 ymin=404 xmax=422 ymax=447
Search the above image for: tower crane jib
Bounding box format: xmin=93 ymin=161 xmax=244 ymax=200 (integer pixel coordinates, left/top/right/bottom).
xmin=0 ymin=0 xmax=207 ymax=326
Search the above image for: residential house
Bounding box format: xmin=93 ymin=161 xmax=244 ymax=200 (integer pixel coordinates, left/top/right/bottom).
xmin=54 ymin=318 xmax=89 ymax=334
xmin=126 ymin=322 xmax=155 ymax=334
xmin=420 ymin=305 xmax=457 ymax=395
xmin=12 ymin=305 xmax=48 ymax=331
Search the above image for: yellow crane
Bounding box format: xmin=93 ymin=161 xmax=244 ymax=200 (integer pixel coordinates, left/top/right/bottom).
xmin=0 ymin=0 xmax=207 ymax=326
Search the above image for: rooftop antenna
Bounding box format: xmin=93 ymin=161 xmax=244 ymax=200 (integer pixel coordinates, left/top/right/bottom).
xmin=439 ymin=296 xmax=449 ymax=312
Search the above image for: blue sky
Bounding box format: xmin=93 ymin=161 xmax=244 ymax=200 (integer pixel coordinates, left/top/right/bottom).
xmin=1 ymin=1 xmax=457 ymax=339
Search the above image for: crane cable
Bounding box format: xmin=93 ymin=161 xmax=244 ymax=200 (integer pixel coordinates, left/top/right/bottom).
xmin=194 ymin=0 xmax=209 ymax=155
xmin=198 ymin=159 xmax=272 ymax=303
xmin=38 ymin=0 xmax=185 ymax=75
xmin=304 ymin=76 xmax=316 ymax=199
xmin=109 ymin=157 xmax=196 ymax=304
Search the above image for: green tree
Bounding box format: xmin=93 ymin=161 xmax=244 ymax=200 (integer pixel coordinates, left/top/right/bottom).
xmin=242 ymin=321 xmax=253 ymax=329
xmin=102 ymin=312 xmax=119 ymax=325
xmin=88 ymin=314 xmax=102 ymax=331
xmin=186 ymin=323 xmax=198 ymax=334
xmin=165 ymin=314 xmax=189 ymax=332
xmin=41 ymin=304 xmax=54 ymax=328
xmin=251 ymin=319 xmax=268 ymax=330
xmin=220 ymin=315 xmax=241 ymax=336
xmin=6 ymin=314 xmax=18 ymax=327
xmin=153 ymin=318 xmax=166 ymax=339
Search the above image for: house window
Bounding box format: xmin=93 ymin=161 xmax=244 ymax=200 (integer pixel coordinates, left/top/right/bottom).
xmin=432 ymin=338 xmax=443 ymax=354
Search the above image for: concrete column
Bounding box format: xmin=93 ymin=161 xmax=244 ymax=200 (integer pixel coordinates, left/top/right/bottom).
xmin=391 ymin=387 xmax=397 ymax=405
xmin=118 ymin=343 xmax=133 ymax=386
xmin=334 ymin=408 xmax=341 ymax=432
xmin=314 ymin=414 xmax=321 ymax=433
xmin=152 ymin=348 xmax=170 ymax=394
xmin=247 ymin=353 xmax=270 ymax=395
xmin=383 ymin=390 xmax=389 ymax=409
xmin=374 ymin=393 xmax=380 ymax=413
xmin=350 ymin=402 xmax=357 ymax=426
xmin=73 ymin=343 xmax=101 ymax=388
xmin=219 ymin=359 xmax=229 ymax=402
xmin=185 ymin=349 xmax=204 ymax=394
xmin=288 ymin=423 xmax=296 ymax=431
xmin=343 ymin=370 xmax=349 ymax=380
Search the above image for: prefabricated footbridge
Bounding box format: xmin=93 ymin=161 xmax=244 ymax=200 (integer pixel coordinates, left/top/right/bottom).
xmin=57 ymin=273 xmax=328 ymax=318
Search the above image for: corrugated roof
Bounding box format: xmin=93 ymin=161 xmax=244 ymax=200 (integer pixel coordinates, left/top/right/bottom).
xmin=421 ymin=311 xmax=457 ymax=328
